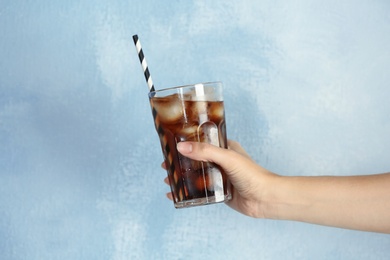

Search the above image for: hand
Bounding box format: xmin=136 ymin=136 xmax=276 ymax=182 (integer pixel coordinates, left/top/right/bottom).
xmin=162 ymin=140 xmax=279 ymax=218
xmin=162 ymin=140 xmax=390 ymax=233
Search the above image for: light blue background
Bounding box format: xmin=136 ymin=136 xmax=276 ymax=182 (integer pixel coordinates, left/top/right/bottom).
xmin=1 ymin=1 xmax=390 ymax=259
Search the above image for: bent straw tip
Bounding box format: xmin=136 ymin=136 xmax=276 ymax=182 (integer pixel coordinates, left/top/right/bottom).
xmin=132 ymin=34 xmax=138 ymax=42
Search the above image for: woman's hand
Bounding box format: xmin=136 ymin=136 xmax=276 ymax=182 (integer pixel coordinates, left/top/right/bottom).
xmin=162 ymin=140 xmax=279 ymax=218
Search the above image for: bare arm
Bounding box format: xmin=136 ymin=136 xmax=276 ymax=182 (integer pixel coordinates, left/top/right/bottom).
xmin=272 ymin=173 xmax=390 ymax=233
xmin=174 ymin=141 xmax=390 ymax=233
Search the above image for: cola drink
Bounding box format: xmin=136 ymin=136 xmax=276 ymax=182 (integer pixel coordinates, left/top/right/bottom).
xmin=149 ymin=82 xmax=232 ymax=208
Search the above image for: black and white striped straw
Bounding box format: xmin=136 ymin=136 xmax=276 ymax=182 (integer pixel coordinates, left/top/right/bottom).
xmin=132 ymin=34 xmax=155 ymax=92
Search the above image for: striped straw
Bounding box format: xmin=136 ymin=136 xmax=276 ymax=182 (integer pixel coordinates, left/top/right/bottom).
xmin=132 ymin=34 xmax=183 ymax=202
xmin=132 ymin=34 xmax=155 ymax=92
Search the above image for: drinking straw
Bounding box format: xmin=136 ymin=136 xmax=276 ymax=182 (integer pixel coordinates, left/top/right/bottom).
xmin=132 ymin=34 xmax=184 ymax=202
xmin=132 ymin=34 xmax=155 ymax=92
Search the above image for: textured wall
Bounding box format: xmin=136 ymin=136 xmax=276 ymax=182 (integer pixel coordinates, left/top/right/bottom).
xmin=1 ymin=1 xmax=390 ymax=259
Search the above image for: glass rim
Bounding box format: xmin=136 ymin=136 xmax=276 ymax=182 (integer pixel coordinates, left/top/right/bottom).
xmin=148 ymin=81 xmax=222 ymax=96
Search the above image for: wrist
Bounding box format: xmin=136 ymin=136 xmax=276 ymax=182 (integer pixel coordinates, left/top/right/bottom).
xmin=261 ymin=176 xmax=311 ymax=221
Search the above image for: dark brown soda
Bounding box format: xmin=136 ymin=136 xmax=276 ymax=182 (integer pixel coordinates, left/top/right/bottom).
xmin=150 ymin=93 xmax=229 ymax=206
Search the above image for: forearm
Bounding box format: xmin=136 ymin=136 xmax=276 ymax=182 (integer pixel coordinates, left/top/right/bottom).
xmin=266 ymin=173 xmax=390 ymax=233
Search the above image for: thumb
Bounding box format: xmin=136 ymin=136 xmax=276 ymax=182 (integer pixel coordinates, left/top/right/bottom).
xmin=176 ymin=141 xmax=249 ymax=175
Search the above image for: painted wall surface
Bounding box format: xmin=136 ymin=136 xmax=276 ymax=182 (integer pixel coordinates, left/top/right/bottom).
xmin=1 ymin=1 xmax=390 ymax=259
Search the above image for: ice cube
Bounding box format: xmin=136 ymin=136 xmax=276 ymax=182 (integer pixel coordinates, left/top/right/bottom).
xmin=194 ymin=101 xmax=208 ymax=114
xmin=177 ymin=125 xmax=198 ymax=141
xmin=191 ymin=101 xmax=208 ymax=123
xmin=209 ymin=101 xmax=224 ymax=119
xmin=152 ymin=96 xmax=184 ymax=123
xmin=179 ymin=155 xmax=203 ymax=173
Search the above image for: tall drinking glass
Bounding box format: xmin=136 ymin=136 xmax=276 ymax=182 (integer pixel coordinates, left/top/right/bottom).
xmin=149 ymin=82 xmax=232 ymax=208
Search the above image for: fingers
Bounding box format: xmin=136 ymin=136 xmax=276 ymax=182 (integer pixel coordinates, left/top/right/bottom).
xmin=176 ymin=140 xmax=267 ymax=187
xmin=160 ymin=139 xmax=246 ymax=168
xmin=163 ymin=140 xmax=257 ymax=203
xmin=161 ymin=161 xmax=167 ymax=170
xmin=166 ymin=192 xmax=173 ymax=200
xmin=163 ymin=176 xmax=173 ymax=200
xmin=162 ymin=140 xmax=250 ymax=171
xmin=176 ymin=141 xmax=244 ymax=172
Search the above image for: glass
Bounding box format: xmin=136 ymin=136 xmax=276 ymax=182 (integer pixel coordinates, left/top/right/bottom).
xmin=149 ymin=82 xmax=232 ymax=208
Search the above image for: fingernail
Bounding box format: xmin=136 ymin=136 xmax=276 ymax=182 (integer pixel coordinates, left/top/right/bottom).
xmin=177 ymin=142 xmax=192 ymax=153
